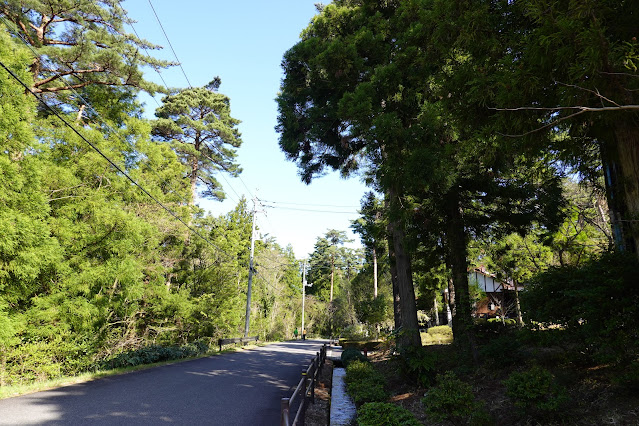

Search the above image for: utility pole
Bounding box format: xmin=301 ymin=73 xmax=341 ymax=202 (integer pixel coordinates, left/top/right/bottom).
xmin=244 ymin=196 xmax=260 ymax=338
xmin=301 ymin=260 xmax=307 ymax=338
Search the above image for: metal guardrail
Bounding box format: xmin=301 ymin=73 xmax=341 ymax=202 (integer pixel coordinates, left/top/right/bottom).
xmin=281 ymin=343 xmax=328 ymax=426
xmin=217 ymin=336 xmax=258 ymax=352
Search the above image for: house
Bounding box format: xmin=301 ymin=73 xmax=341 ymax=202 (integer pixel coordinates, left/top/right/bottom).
xmin=469 ymin=267 xmax=523 ymax=319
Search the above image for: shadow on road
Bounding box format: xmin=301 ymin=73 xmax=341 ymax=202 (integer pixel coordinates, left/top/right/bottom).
xmin=0 ymin=340 xmax=328 ymax=425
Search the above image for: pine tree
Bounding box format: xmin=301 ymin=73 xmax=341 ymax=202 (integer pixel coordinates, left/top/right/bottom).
xmin=152 ymin=79 xmax=242 ymax=205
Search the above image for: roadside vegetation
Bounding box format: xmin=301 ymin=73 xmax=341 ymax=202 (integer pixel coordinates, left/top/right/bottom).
xmin=2 ymin=3 xmax=639 ymax=425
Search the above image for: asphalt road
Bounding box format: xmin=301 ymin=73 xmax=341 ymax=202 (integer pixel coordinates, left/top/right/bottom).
xmin=0 ymin=339 xmax=327 ymax=425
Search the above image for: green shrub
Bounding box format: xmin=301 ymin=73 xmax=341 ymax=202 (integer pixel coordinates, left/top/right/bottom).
xmin=348 ymin=380 xmax=388 ymax=405
xmin=357 ymin=402 xmax=421 ymax=426
xmin=341 ymin=347 xmax=368 ymax=367
xmin=612 ymin=360 xmax=639 ymax=392
xmin=487 ymin=318 xmax=517 ymax=326
xmin=346 ymin=360 xmax=388 ymax=405
xmin=479 ymin=335 xmax=523 ymax=367
xmin=504 ymin=366 xmax=569 ymax=419
xmin=345 ymin=359 xmax=376 ymax=384
xmin=102 ymin=342 xmax=210 ymax=370
xmin=428 ymin=325 xmax=453 ymax=337
xmin=521 ymin=252 xmax=639 ymax=362
xmin=423 ymin=371 xmax=490 ymax=425
xmin=421 ymin=331 xmax=453 ymax=346
xmin=341 ymin=340 xmax=382 ymax=351
xmin=399 ymin=346 xmax=444 ymax=386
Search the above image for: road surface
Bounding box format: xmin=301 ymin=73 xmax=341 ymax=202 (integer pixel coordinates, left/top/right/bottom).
xmin=0 ymin=339 xmax=326 ymax=425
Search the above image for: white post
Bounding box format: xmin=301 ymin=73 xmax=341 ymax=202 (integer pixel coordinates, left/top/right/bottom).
xmin=302 ymin=260 xmax=307 ymax=339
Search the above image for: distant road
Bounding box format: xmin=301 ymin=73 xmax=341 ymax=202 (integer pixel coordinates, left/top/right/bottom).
xmin=0 ymin=340 xmax=326 ymax=425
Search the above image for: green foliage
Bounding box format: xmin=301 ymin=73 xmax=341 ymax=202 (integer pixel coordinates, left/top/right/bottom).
xmin=357 ymin=402 xmax=420 ymax=426
xmin=152 ymin=80 xmax=242 ymax=202
xmin=1 ymin=0 xmax=172 ymax=108
xmin=504 ymin=366 xmax=569 ymax=419
xmin=341 ymin=348 xmax=368 ymax=367
xmin=102 ymin=341 xmax=210 ymax=370
xmin=479 ymin=335 xmax=523 ymax=368
xmin=345 ymin=360 xmax=388 ymax=406
xmin=423 ymin=371 xmax=490 ymax=426
xmin=521 ymin=252 xmax=639 ymax=362
xmin=340 ymin=339 xmax=382 ymax=351
xmin=398 ymin=346 xmax=445 ymax=387
xmin=612 ymin=360 xmax=639 ymax=392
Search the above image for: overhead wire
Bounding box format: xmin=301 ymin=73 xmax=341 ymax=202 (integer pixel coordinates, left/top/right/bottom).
xmin=147 ymin=0 xmax=192 ymax=89
xmin=261 ymin=199 xmax=360 ymax=209
xmin=262 ymin=204 xmax=358 ymax=214
xmin=138 ymin=3 xmax=362 ymax=252
xmin=140 ymin=3 xmax=251 ymax=204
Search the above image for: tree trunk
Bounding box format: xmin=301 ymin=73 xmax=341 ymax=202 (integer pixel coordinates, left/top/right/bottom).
xmin=372 ymin=246 xmax=378 ymax=299
xmin=330 ymin=256 xmax=334 ymax=302
xmin=433 ymin=295 xmax=440 ymax=326
xmin=444 ymin=187 xmax=478 ymax=362
xmin=613 ymin=122 xmax=639 ymax=255
xmin=513 ymin=280 xmax=523 ymax=326
xmin=190 ymin=154 xmax=199 ymax=207
xmin=386 ymin=222 xmax=402 ymax=333
xmin=390 ymin=219 xmax=421 ymax=348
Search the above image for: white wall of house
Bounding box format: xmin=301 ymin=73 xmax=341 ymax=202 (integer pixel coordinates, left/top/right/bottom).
xmin=469 ymin=270 xmax=503 ymax=293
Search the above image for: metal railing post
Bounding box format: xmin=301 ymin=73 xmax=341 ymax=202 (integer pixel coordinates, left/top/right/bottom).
xmin=301 ymin=370 xmax=308 ymax=425
xmin=281 ymin=397 xmax=290 ymax=426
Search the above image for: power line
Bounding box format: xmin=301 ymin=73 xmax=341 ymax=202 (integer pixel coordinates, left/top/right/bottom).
xmin=262 ymin=199 xmax=360 ymax=209
xmin=139 ymin=5 xmax=251 ymax=203
xmin=126 ymin=20 xmax=167 ymax=108
xmin=0 ymin=59 xmax=236 ymax=261
xmin=147 ymin=0 xmax=193 ymax=89
xmin=262 ymin=204 xmax=359 ymax=214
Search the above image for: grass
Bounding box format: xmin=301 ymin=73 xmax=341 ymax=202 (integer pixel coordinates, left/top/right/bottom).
xmin=420 ymin=329 xmax=453 ymax=346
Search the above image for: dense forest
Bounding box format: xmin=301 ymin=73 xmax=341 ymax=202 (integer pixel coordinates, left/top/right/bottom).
xmin=276 ymin=0 xmax=639 ymax=423
xmin=0 ymin=1 xmax=311 ymax=386
xmin=1 ymin=3 xmax=638 ymax=417
xmin=277 ymin=0 xmax=639 ymax=350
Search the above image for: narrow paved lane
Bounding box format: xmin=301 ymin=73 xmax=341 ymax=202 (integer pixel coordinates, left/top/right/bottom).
xmin=0 ymin=340 xmax=326 ymax=425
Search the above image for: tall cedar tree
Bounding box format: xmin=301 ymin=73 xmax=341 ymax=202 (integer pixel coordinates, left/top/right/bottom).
xmin=277 ymin=0 xmax=565 ymax=348
xmin=507 ymin=1 xmax=639 ymax=255
xmin=277 ymin=2 xmax=423 ymax=348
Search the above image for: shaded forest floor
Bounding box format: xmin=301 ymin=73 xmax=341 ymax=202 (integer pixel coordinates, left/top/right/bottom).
xmin=375 ymin=346 xmax=639 ymax=425
xmin=310 ymin=342 xmax=639 ymax=425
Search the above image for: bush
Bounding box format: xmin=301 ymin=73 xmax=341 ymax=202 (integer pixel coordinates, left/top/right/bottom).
xmin=341 ymin=348 xmax=368 ymax=367
xmin=521 ymin=252 xmax=639 ymax=362
xmin=102 ymin=341 xmax=210 ymax=370
xmin=504 ymin=366 xmax=569 ymax=419
xmin=479 ymin=334 xmax=523 ymax=367
xmin=612 ymin=360 xmax=639 ymax=392
xmin=340 ymin=340 xmax=382 ymax=351
xmin=398 ymin=346 xmax=446 ymax=386
xmin=423 ymin=371 xmax=490 ymax=425
xmin=345 ymin=360 xmax=388 ymax=405
xmin=357 ymin=402 xmax=421 ymax=426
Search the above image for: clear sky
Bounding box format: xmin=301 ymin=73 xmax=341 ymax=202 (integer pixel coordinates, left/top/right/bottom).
xmin=122 ymin=0 xmax=369 ymax=258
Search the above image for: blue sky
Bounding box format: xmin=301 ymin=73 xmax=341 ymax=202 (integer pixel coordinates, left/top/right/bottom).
xmin=123 ymin=1 xmax=369 ymax=258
